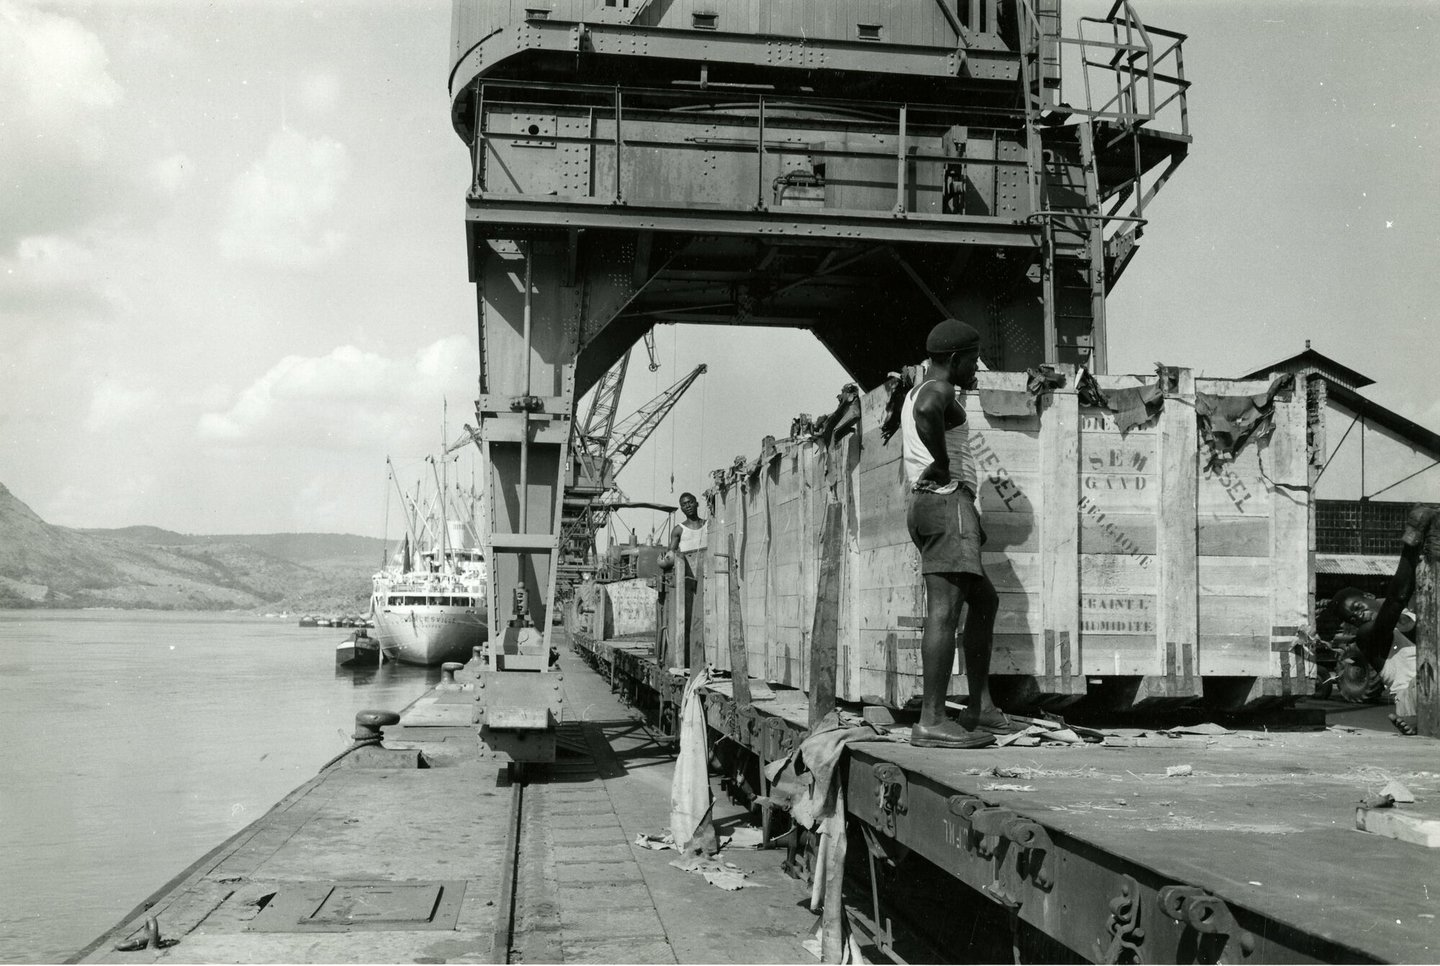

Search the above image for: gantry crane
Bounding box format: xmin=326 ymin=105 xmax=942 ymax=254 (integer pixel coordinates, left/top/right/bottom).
xmin=571 ymin=331 xmax=660 ymax=490
xmin=451 ymin=0 xmax=1190 ymax=761
xmin=558 ymin=362 xmax=708 ymax=591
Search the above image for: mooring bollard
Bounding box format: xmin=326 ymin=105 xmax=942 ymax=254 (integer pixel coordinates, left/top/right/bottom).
xmin=353 ymin=709 xmax=401 ymax=745
xmin=440 ymin=662 xmax=464 ymax=690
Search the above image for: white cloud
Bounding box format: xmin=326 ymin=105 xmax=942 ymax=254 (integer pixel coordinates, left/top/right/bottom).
xmin=217 ymin=128 xmax=351 ymax=267
xmin=149 ymin=152 xmax=194 ymax=198
xmin=2 ymin=0 xmax=122 ymax=123
xmin=0 ymin=232 xmax=117 ymax=321
xmin=298 ymin=71 xmax=341 ymax=115
xmin=85 ymin=380 xmax=160 ymax=432
xmin=0 ymin=0 xmax=123 ymax=245
xmin=198 ymin=337 xmax=474 ymax=451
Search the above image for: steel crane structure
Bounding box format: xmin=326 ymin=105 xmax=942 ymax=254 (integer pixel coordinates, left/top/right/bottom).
xmin=450 ymin=0 xmax=1190 ymax=760
xmin=559 ymin=362 xmax=709 ymax=590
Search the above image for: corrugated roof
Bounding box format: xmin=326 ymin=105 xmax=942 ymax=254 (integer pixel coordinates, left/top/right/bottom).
xmin=1315 ymin=553 xmax=1398 ymax=576
xmin=1239 ymin=346 xmax=1374 ymax=388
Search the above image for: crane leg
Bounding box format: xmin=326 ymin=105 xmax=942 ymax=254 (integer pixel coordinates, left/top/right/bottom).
xmin=474 ymin=237 xmax=576 ymax=762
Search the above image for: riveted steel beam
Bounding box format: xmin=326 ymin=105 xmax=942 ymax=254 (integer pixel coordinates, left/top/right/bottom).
xmin=466 ymin=198 xmax=1040 ymax=249
xmin=450 ymin=19 xmax=1022 ymax=100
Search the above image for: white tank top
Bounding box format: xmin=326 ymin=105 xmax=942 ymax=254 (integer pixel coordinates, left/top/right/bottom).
xmin=677 ymin=521 xmax=707 ymax=554
xmin=901 ymin=380 xmax=977 ymax=493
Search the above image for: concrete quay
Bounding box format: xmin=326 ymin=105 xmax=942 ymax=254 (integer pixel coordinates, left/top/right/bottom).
xmin=73 ymin=637 xmax=818 ymax=965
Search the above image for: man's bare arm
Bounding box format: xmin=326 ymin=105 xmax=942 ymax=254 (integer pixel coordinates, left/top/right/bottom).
xmin=1363 ymin=505 xmax=1437 ymax=669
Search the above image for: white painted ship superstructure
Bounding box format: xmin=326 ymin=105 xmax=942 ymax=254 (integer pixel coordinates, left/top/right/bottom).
xmin=370 ymin=545 xmax=488 ymax=666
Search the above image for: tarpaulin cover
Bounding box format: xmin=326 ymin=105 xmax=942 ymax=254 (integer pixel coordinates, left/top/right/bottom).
xmin=1195 ymin=373 xmax=1294 ymax=469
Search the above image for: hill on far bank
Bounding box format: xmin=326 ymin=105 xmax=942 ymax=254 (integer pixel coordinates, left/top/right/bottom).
xmin=87 ymin=527 xmax=388 ymax=571
xmin=1 ymin=483 xmax=387 ymax=613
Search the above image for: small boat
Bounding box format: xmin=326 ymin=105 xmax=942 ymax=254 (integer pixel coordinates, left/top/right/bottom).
xmin=336 ymin=630 xmax=382 ymax=668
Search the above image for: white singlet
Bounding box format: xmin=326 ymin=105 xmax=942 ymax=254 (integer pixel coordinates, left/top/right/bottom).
xmin=900 ymin=379 xmax=978 ymax=494
xmin=677 ymin=521 xmax=708 ymax=554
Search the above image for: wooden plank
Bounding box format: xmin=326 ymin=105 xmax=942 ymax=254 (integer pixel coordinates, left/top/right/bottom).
xmin=976 ymin=510 xmax=1040 ymax=553
xmin=855 ymin=462 xmax=910 ymax=551
xmin=761 ymin=461 xmax=780 ymax=676
xmin=1078 ymin=512 xmax=1156 ymax=555
xmin=841 ymin=428 xmax=863 ymax=702
xmin=1196 ymin=518 xmax=1271 ymax=556
xmin=1355 ymin=807 xmax=1440 ymax=848
xmin=797 ymin=441 xmax=819 ymax=694
xmin=808 ymin=501 xmax=844 ymax=727
xmin=1038 ymin=368 xmax=1082 ymax=694
xmin=1197 ymin=557 xmax=1274 ymax=597
xmin=1196 ymin=634 xmax=1270 ymax=677
xmin=1198 ymin=596 xmax=1270 ymax=639
xmin=1077 ymin=553 xmax=1155 ymax=594
xmin=1418 ymin=559 xmax=1439 ymax=738
xmin=981 ymin=551 xmax=1039 ymax=594
xmin=726 ymin=533 xmax=751 ymax=710
xmin=1156 ymin=368 xmax=1199 ymax=693
xmin=743 ymin=472 xmax=769 ymax=680
xmin=1268 ymin=389 xmax=1311 ymax=692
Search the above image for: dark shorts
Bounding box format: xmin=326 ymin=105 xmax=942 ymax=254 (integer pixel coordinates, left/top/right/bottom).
xmin=907 ymin=488 xmax=983 ymax=576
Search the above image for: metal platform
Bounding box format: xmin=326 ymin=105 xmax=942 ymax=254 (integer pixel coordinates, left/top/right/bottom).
xmin=573 ymin=632 xmax=1440 ymax=964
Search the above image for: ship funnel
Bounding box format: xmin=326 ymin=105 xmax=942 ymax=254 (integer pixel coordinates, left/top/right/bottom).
xmin=448 ymin=520 xmax=477 ymax=550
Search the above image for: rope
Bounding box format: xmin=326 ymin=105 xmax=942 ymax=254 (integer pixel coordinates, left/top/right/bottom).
xmin=319 ymin=734 xmax=385 ymax=772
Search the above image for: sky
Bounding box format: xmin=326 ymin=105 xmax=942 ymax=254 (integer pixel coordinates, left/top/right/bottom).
xmin=1 ymin=0 xmax=1436 ymax=539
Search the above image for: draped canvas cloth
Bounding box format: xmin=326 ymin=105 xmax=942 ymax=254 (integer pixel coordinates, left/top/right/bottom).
xmin=669 ymin=666 xmax=717 ymax=853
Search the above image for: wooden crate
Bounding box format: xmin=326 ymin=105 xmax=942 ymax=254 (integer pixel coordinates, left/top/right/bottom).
xmin=701 ymin=366 xmax=1311 ymax=711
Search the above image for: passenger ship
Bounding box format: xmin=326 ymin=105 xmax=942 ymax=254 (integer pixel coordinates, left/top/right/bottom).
xmin=370 ymin=523 xmax=489 ymax=666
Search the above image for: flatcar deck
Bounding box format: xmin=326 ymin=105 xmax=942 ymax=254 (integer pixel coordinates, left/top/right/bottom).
xmin=576 ymin=632 xmax=1440 ymax=963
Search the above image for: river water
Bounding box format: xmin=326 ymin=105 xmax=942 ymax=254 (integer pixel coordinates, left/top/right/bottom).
xmin=0 ymin=610 xmax=439 ymax=964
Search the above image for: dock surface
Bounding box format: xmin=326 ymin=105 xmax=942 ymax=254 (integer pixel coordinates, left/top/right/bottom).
xmin=76 ymin=635 xmax=818 ymax=964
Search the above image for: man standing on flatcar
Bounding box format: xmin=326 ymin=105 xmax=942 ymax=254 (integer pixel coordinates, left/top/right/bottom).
xmin=659 ymin=492 xmax=708 ymax=668
xmin=900 ymin=318 xmax=1019 ymax=748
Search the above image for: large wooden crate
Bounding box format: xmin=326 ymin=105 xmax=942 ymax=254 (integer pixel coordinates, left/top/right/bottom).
xmin=700 ymin=366 xmax=1312 ymax=711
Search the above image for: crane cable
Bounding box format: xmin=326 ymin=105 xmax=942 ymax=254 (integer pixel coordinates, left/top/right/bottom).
xmin=669 ymin=330 xmax=677 ymax=494
xmin=699 ymin=370 xmax=707 ymax=494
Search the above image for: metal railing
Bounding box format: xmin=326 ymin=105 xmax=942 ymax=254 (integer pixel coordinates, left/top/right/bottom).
xmin=468 ymin=78 xmax=1036 ymax=220
xmin=1070 ymin=1 xmax=1189 ymax=137
xmin=1014 ymin=0 xmax=1189 ymax=234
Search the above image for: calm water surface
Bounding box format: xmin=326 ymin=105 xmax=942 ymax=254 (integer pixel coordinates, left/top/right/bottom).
xmin=0 ymin=611 xmax=438 ymax=964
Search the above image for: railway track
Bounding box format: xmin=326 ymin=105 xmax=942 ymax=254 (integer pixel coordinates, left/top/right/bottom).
xmin=485 ymin=719 xmax=678 ymax=965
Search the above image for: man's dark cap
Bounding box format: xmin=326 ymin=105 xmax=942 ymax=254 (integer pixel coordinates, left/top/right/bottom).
xmin=926 ymin=318 xmax=980 ymax=354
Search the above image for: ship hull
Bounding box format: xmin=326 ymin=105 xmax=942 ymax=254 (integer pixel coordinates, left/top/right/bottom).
xmin=371 ymin=605 xmax=488 ymax=666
